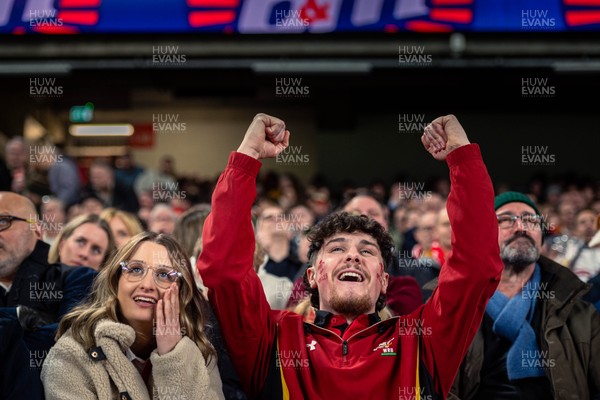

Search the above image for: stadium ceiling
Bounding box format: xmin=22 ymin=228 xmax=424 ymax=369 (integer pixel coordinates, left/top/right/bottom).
xmin=1 ymin=33 xmax=600 ymax=75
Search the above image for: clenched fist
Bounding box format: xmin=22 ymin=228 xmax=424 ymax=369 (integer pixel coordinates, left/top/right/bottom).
xmin=421 ymin=114 xmax=470 ymax=161
xmin=237 ymin=113 xmax=290 ymax=160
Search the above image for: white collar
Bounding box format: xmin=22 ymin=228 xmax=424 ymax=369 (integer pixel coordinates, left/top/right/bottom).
xmin=0 ymin=281 xmax=11 ymax=293
xmin=125 ymin=347 xmax=146 ymax=363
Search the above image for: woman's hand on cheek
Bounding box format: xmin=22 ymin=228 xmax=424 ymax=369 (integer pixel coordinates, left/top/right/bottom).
xmin=155 ymin=283 xmax=183 ymax=355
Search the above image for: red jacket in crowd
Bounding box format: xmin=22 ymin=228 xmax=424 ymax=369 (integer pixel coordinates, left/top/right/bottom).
xmin=199 ymin=144 xmax=503 ymax=400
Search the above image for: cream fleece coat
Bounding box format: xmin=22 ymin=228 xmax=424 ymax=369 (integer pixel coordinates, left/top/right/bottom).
xmin=41 ymin=319 xmax=224 ymax=400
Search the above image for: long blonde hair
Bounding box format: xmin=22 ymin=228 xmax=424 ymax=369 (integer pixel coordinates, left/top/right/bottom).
xmin=57 ymin=231 xmax=216 ymax=364
xmin=99 ymin=208 xmax=144 ymax=239
xmin=48 ymin=213 xmax=116 ymax=267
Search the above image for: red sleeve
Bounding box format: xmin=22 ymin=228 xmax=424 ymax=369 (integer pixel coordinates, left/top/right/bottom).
xmin=197 ymin=151 xmax=277 ymax=399
xmin=418 ymin=144 xmax=503 ymax=397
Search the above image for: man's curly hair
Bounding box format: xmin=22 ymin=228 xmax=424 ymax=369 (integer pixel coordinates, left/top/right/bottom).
xmin=303 ymin=211 xmax=394 ymax=312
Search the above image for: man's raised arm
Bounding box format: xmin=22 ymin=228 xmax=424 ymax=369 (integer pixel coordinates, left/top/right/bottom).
xmin=417 ymin=115 xmax=504 ymax=397
xmin=198 ymin=113 xmax=290 ymax=398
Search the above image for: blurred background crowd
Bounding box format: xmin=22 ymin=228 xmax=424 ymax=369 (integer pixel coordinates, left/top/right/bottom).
xmin=2 ymin=138 xmax=598 ymax=312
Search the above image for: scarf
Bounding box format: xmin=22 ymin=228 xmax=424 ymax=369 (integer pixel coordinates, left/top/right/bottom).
xmin=486 ymin=264 xmax=545 ymax=380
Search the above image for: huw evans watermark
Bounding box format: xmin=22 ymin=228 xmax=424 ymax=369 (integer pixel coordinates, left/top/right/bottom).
xmin=276 ymin=350 xmax=310 ymax=369
xmin=275 ymin=77 xmax=310 ymax=98
xmin=399 ymin=386 xmax=433 ymax=400
xmin=29 ymin=213 xmax=64 ymax=233
xmin=29 ymin=282 xmax=63 ymax=301
xmin=521 ymin=9 xmax=556 ymax=30
xmin=399 ymin=318 xmax=432 ymax=337
xmin=30 ymin=78 xmax=63 ymax=97
xmin=152 ymin=181 xmax=187 ymax=201
xmin=276 ymin=146 xmax=310 ymax=166
xmin=398 ymin=182 xmax=432 ymax=201
xmin=397 ymin=251 xmax=436 ymax=269
xmin=398 ymin=114 xmax=428 ymax=134
xmin=153 ymin=385 xmax=187 ymax=400
xmin=29 ymin=9 xmax=63 ymax=29
xmin=29 ymin=145 xmax=63 ymax=164
xmin=152 ymin=45 xmax=187 ymax=65
xmin=30 ymin=350 xmax=61 ymax=370
xmin=398 ymin=45 xmax=432 ymax=66
xmin=274 ymin=9 xmax=309 ymax=29
xmin=275 ymin=213 xmax=311 ymax=233
xmin=153 ymin=318 xmax=187 ymax=337
xmin=152 ymin=114 xmax=187 ymax=133
xmin=521 ymin=350 xmax=556 ymax=369
xmin=521 ymin=281 xmax=556 ymax=300
xmin=521 ymin=78 xmax=556 ymax=98
xmin=521 ymin=145 xmax=556 ymax=166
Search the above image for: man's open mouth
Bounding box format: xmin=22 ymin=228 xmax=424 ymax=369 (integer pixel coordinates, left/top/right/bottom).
xmin=337 ymin=271 xmax=365 ymax=282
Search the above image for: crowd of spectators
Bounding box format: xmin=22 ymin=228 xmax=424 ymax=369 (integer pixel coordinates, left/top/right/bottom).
xmin=1 ymin=130 xmax=599 ymax=399
xmin=2 ymin=134 xmax=600 ymax=309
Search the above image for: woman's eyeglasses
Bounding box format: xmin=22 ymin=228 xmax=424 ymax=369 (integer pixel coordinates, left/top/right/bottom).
xmin=120 ymin=260 xmax=182 ymax=288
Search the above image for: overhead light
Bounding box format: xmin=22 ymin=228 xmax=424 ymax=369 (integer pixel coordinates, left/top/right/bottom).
xmin=69 ymin=124 xmax=134 ymax=136
xmin=252 ymin=61 xmax=372 ymax=74
xmin=553 ymin=61 xmax=600 ymax=72
xmin=0 ymin=63 xmax=71 ymax=75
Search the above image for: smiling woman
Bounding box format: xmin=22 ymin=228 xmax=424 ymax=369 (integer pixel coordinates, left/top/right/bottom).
xmin=41 ymin=231 xmax=224 ymax=400
xmin=48 ymin=213 xmax=116 ymax=270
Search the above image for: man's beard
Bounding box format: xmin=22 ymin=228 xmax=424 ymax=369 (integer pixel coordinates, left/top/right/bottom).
xmin=0 ymin=255 xmax=20 ymax=281
xmin=500 ymin=232 xmax=539 ymax=274
xmin=329 ymin=290 xmax=372 ymax=317
xmin=0 ymin=241 xmax=33 ymax=281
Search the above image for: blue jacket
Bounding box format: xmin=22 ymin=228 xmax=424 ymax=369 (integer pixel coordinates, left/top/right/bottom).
xmin=0 ymin=240 xmax=97 ymax=350
xmin=0 ymin=312 xmax=44 ymax=399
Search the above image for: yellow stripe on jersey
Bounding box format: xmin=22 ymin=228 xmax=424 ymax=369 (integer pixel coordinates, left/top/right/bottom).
xmin=276 ymin=329 xmax=290 ymax=400
xmin=416 ymin=336 xmax=421 ymax=400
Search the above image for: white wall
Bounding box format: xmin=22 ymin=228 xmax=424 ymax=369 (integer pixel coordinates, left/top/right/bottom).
xmin=95 ymin=103 xmax=319 ymax=183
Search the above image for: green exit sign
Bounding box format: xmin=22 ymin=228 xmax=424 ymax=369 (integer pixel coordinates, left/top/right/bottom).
xmin=70 ymin=102 xmax=94 ymax=123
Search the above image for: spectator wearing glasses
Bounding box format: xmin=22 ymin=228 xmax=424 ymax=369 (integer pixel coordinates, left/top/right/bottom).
xmin=0 ymin=191 xmax=97 ymax=400
xmin=0 ymin=191 xmax=96 ymax=349
xmin=448 ymin=191 xmax=600 ymax=400
xmin=42 ymin=232 xmax=225 ymax=399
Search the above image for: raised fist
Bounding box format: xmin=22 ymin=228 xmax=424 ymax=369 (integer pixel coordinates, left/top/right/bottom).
xmin=237 ymin=113 xmax=290 ymax=160
xmin=421 ymin=114 xmax=470 ymax=161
